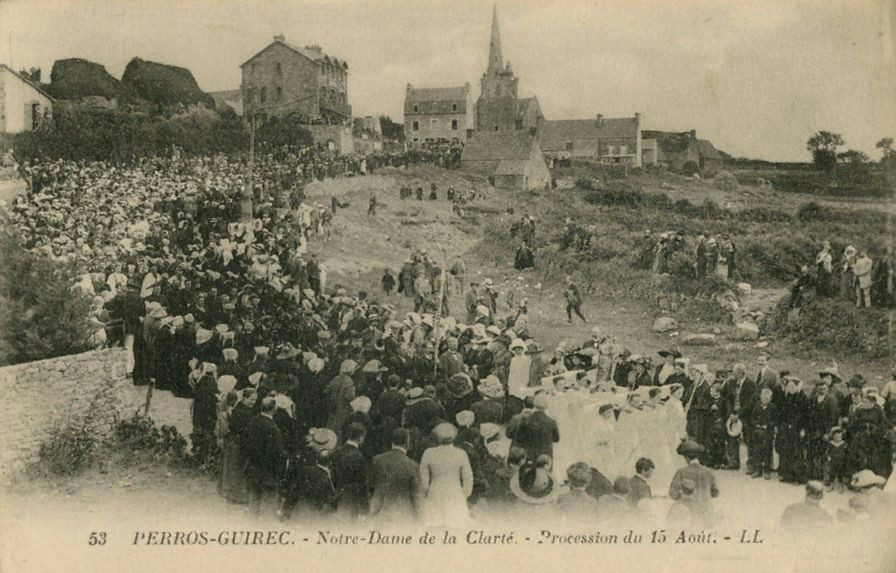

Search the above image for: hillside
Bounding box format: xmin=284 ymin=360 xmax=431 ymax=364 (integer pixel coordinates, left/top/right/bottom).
xmin=307 ymin=163 xmax=891 ymax=385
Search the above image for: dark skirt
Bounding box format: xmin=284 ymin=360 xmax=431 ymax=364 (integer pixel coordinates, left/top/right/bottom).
xmin=218 ymin=439 xmax=248 ymax=503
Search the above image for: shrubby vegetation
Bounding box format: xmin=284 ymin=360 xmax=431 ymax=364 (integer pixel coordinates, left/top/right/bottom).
xmin=0 ymin=230 xmax=96 ymax=366
xmin=11 ymin=104 xmax=311 ymax=163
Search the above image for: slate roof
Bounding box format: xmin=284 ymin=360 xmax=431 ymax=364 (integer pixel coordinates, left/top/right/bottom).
xmin=461 ymin=131 xmax=537 ymax=162
xmin=494 ymin=159 xmax=529 ymax=175
xmin=406 ymin=86 xmax=467 ymax=103
xmin=241 ymin=39 xmax=348 ymax=69
xmin=538 ymin=117 xmax=638 ymax=150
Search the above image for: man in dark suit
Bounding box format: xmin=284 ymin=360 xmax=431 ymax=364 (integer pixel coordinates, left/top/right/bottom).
xmin=685 ymin=365 xmax=714 ymax=449
xmin=244 ymin=397 xmax=287 ymax=517
xmin=331 ymin=423 xmax=369 ymax=520
xmin=369 ymin=428 xmax=423 ymax=523
xmin=280 ymin=449 xmax=337 ymax=520
xmin=722 ymin=363 xmax=756 ymax=470
xmin=506 ymin=394 xmax=559 ymax=460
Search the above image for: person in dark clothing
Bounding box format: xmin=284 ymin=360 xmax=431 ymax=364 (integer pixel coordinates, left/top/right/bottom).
xmin=563 ymin=277 xmax=587 ymax=324
xmin=749 ymin=388 xmax=777 ymax=479
xmin=281 ymin=449 xmax=337 ymax=520
xmin=514 ymin=244 xmax=535 ymax=270
xmin=244 ymin=397 xmax=287 ymax=517
xmin=191 ymin=367 xmax=219 ymax=462
xmin=381 ymin=269 xmax=395 ymax=294
xmin=776 ymin=376 xmax=809 ymax=484
xmin=805 ymin=381 xmax=841 ymax=481
xmin=331 ymin=423 xmax=369 ymax=520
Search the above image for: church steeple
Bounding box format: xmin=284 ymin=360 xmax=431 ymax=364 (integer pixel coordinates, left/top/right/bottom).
xmin=487 ymin=4 xmax=504 ymax=74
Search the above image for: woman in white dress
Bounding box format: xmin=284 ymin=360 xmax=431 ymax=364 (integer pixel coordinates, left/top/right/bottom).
xmin=643 ymin=388 xmax=675 ymax=491
xmin=585 ymin=403 xmax=619 ymax=480
xmin=419 ymin=423 xmax=474 ymax=527
xmin=615 ymin=392 xmax=647 ymax=475
xmin=664 ymin=384 xmax=688 ymax=453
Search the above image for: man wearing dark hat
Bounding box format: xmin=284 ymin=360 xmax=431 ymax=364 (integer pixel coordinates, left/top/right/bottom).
xmin=779 ymin=481 xmax=832 ymax=529
xmin=280 ymin=448 xmax=336 ymax=520
xmin=669 ymin=439 xmax=719 ymax=522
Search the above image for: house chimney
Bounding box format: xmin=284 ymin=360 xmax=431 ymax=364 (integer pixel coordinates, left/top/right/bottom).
xmin=690 ymin=129 xmax=696 ymax=139
xmin=596 ymin=114 xmax=603 ymax=127
xmin=634 ymin=112 xmax=641 ymax=124
xmin=274 ymin=34 xmax=285 ymax=42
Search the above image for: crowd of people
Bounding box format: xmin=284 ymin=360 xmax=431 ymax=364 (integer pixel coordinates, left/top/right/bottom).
xmin=789 ymin=241 xmax=893 ymax=309
xmin=5 ymin=142 xmax=895 ymax=533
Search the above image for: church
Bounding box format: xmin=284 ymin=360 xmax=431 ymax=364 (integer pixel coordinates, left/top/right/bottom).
xmin=475 ymin=6 xmax=543 ymax=133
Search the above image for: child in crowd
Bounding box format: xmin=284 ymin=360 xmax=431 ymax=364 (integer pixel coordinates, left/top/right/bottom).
xmin=825 ymin=426 xmax=848 ymax=493
xmin=750 ymin=388 xmax=778 ymax=479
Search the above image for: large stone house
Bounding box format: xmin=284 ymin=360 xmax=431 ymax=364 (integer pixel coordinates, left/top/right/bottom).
xmin=641 ymin=129 xmax=722 ymax=173
xmin=461 ymin=131 xmax=550 ymax=191
xmin=475 ymin=6 xmax=543 ymax=133
xmin=240 ymin=35 xmax=351 ymax=124
xmin=538 ymin=113 xmax=643 ymax=166
xmin=0 ymin=64 xmax=53 ymax=134
xmin=404 ymin=83 xmax=474 ymax=144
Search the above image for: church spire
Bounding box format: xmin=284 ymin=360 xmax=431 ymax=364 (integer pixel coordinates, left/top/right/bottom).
xmin=487 ymin=4 xmax=504 ymax=74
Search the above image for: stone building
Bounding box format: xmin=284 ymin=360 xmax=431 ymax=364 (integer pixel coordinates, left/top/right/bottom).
xmin=475 ymin=7 xmax=543 ymax=133
xmin=641 ymin=129 xmax=722 ymax=173
xmin=403 ymin=83 xmax=474 ymax=144
xmin=538 ymin=113 xmax=643 ymax=166
xmin=240 ymin=34 xmax=351 ymax=124
xmin=0 ymin=64 xmax=53 ymax=134
xmin=461 ymin=131 xmax=550 ymax=191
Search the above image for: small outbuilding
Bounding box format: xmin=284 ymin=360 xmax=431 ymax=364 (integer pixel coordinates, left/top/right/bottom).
xmin=460 ymin=131 xmax=550 ymax=191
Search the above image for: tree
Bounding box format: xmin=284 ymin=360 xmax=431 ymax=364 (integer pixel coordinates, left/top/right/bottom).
xmin=837 ymin=149 xmax=869 ymax=164
xmin=18 ymin=66 xmax=41 ymax=83
xmin=0 ymin=231 xmax=95 ymax=365
xmin=876 ymin=137 xmax=894 ymax=161
xmin=379 ymin=115 xmax=404 ymax=142
xmin=806 ymin=131 xmax=844 ymax=171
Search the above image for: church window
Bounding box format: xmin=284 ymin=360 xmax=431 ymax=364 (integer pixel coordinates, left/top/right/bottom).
xmin=412 ymin=121 xmax=419 ymax=131
xmin=452 ymin=103 xmax=458 ymax=111
xmin=451 ymin=119 xmax=458 ymax=130
xmin=413 ymin=104 xmax=419 ymax=112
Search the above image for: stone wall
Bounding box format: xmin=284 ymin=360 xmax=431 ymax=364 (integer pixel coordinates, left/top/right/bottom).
xmin=0 ymin=348 xmax=145 ymax=479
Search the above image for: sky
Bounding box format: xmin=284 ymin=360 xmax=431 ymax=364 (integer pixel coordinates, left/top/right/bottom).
xmin=1 ymin=0 xmax=893 ymax=161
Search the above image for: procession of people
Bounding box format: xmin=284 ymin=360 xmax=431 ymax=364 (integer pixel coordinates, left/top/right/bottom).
xmin=4 ymin=142 xmax=895 ymax=534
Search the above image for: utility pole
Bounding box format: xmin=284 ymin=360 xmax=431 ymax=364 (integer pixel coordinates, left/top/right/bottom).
xmin=241 ymin=114 xmax=256 ymax=223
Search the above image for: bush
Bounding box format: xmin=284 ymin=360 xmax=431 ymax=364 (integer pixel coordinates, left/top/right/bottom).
xmin=770 ymin=298 xmax=889 ymax=359
xmin=114 ymin=412 xmax=190 ymax=464
xmin=0 ymin=231 xmax=96 ymax=365
xmin=714 ymin=170 xmax=738 ymax=191
xmin=13 ymin=104 xmax=247 ymax=163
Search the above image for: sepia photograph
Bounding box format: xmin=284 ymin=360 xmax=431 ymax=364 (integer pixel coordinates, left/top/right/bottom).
xmin=0 ymin=1 xmax=893 ymax=572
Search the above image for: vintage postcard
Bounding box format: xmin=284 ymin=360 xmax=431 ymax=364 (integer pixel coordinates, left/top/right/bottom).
xmin=0 ymin=0 xmax=893 ymax=572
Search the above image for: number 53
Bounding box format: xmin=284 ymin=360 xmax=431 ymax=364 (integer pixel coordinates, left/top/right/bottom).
xmin=89 ymin=532 xmax=107 ymax=546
